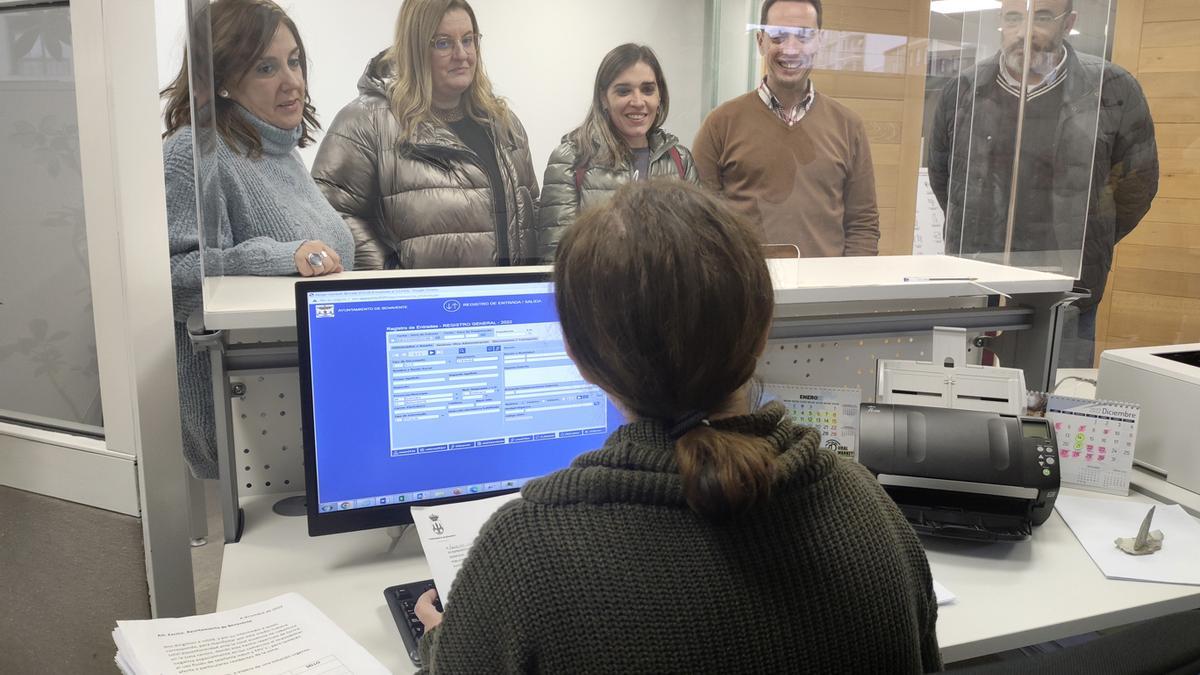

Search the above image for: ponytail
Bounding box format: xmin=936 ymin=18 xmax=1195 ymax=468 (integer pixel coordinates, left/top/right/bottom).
xmin=674 ymin=426 xmax=776 ymax=520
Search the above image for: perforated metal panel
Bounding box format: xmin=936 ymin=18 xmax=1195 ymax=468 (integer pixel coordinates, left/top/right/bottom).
xmin=229 ymin=369 xmax=304 ymax=496
xmin=758 ymin=335 xmax=983 ymax=402
xmin=230 ymin=333 xmax=987 ymax=496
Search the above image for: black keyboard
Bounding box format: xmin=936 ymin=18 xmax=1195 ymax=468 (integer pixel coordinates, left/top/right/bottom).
xmin=384 ymin=579 xmax=443 ymax=666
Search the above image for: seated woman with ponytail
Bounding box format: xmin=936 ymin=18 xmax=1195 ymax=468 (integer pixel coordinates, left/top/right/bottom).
xmin=413 ymin=181 xmax=942 ymax=673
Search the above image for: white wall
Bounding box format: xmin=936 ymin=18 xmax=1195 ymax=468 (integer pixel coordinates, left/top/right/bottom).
xmin=155 ymin=0 xmax=707 ymax=179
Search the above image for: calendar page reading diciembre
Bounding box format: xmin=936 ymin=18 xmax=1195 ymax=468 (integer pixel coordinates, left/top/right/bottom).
xmin=1044 ymin=394 xmax=1140 ymax=495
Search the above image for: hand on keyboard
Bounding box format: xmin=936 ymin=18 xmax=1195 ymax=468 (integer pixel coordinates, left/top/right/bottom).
xmin=415 ymin=588 xmax=444 ymax=630
xmin=383 ymin=580 xmax=444 ymax=666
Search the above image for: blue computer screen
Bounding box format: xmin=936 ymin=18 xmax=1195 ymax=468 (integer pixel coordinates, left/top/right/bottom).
xmin=303 ymin=280 xmax=623 ymax=513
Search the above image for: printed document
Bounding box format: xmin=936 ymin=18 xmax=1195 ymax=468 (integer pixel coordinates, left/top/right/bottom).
xmin=112 ymin=593 xmax=388 ymax=675
xmin=412 ymin=492 xmax=522 ymax=606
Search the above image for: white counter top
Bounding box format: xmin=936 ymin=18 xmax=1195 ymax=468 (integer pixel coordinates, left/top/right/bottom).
xmin=219 ymin=488 xmax=1200 ymax=671
xmin=200 ymin=255 xmax=1075 ymax=331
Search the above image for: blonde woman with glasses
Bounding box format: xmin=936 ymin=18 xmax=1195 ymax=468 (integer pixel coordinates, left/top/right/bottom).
xmin=312 ymin=0 xmax=539 ymax=269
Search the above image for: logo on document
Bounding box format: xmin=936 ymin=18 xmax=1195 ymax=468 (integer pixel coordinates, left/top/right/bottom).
xmin=429 ymin=514 xmax=445 ymax=536
xmin=443 ymin=299 xmax=462 ymax=313
xmin=315 ymin=304 xmax=335 ymax=318
xmin=824 ymin=439 xmax=854 ymax=460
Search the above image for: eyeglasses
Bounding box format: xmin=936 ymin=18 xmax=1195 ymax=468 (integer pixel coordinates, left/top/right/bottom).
xmin=430 ymin=33 xmax=480 ymax=53
xmin=1001 ymin=9 xmax=1071 ymax=27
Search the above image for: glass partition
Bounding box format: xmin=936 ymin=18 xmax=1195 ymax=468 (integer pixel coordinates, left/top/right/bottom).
xmin=927 ymin=0 xmax=1113 ymax=281
xmin=185 ymin=0 xmax=225 ymax=306
xmin=165 ymin=0 xmax=1123 ymax=315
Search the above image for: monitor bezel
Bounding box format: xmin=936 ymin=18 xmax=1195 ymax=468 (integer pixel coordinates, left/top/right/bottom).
xmin=296 ymin=270 xmax=563 ymax=537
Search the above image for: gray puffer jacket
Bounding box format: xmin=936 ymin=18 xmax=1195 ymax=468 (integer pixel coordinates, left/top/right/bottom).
xmin=537 ymin=129 xmax=700 ymax=261
xmin=312 ymin=53 xmax=540 ymax=269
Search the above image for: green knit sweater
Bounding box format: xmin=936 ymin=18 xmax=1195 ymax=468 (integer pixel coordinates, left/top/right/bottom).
xmin=418 ymin=402 xmax=941 ymax=673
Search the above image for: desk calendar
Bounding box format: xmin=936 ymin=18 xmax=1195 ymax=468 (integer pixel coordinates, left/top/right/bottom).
xmin=1044 ymin=394 xmax=1140 ymax=495
xmin=763 ymin=384 xmax=861 ymax=461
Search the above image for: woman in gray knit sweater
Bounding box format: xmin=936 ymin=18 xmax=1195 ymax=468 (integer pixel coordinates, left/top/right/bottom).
xmin=414 ymin=181 xmax=941 ymax=673
xmin=161 ymin=0 xmax=353 ymax=478
xmin=536 ymin=44 xmax=700 ymax=262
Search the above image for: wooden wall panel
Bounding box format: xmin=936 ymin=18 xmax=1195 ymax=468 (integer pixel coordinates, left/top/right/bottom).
xmin=1097 ymin=0 xmax=1200 ymax=355
xmin=1159 ymin=174 xmax=1200 ymax=199
xmin=811 ymin=71 xmax=908 ymax=99
xmin=1139 ymin=45 xmax=1200 ymax=73
xmin=1145 ymin=197 xmax=1200 ymax=225
xmin=1117 ymin=243 xmax=1200 ymax=273
xmin=1150 ymin=98 xmax=1200 ymax=122
xmin=1105 ymin=291 xmax=1200 ymax=342
xmin=1142 ymin=0 xmax=1200 ymax=22
xmin=1156 ymin=123 xmax=1200 ymax=148
xmin=1140 ymin=20 xmax=1200 ymax=47
xmin=1137 ymin=72 xmax=1200 ymax=97
xmin=1121 ymin=221 xmax=1200 ymax=247
xmin=1112 ymin=267 xmax=1200 ymax=298
xmin=822 ymin=6 xmax=910 ymax=34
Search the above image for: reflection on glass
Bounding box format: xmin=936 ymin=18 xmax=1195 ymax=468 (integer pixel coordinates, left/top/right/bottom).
xmin=0 ymin=5 xmax=103 ymax=432
xmin=163 ymin=0 xmax=354 ymax=478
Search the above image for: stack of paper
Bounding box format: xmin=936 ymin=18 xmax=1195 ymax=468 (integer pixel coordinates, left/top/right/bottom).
xmin=113 ymin=593 xmax=388 ymax=674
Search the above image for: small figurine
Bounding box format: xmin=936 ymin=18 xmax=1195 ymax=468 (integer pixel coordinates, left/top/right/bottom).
xmin=1115 ymin=505 xmax=1165 ymax=556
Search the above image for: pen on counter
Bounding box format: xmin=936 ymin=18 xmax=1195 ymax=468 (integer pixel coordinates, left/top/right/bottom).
xmin=902 ymin=275 xmax=1011 ymax=298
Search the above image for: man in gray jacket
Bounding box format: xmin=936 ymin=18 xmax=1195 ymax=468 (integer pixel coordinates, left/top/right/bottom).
xmin=928 ymin=0 xmax=1158 ymax=366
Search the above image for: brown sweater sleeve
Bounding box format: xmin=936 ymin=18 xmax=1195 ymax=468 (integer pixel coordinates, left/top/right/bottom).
xmin=841 ymin=117 xmax=881 ymax=256
xmin=692 ymin=113 xmax=724 ymax=194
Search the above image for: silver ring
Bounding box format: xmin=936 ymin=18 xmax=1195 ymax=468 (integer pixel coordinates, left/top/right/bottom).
xmin=306 ymin=252 xmax=325 ymax=267
xmin=319 ymin=250 xmax=329 ymax=259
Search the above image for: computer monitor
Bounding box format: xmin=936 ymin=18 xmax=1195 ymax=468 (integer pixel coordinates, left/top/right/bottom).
xmin=296 ymin=270 xmax=625 ymax=536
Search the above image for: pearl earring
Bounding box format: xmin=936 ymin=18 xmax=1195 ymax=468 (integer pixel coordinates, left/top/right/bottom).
xmin=218 ymin=88 xmax=230 ymax=98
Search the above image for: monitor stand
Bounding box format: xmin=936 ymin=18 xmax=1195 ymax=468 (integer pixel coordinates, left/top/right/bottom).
xmin=385 ymin=524 xmax=412 ymax=554
xmin=272 ymin=495 xmax=306 ymax=517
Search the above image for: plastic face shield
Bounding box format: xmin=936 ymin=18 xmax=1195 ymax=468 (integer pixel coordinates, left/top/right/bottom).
xmin=747 ymin=24 xmax=821 ymax=46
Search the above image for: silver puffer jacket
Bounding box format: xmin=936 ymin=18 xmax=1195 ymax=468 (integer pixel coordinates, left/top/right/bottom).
xmin=537 ymin=129 xmax=699 ymax=261
xmin=312 ymin=53 xmax=540 ymax=269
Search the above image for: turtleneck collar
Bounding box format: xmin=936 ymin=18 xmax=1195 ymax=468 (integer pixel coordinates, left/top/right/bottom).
xmin=520 ymin=401 xmax=829 ymax=509
xmin=233 ymin=103 xmax=302 ymax=156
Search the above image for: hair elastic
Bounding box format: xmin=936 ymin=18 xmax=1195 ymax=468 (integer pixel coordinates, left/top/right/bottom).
xmin=667 ymin=410 xmax=711 ymax=440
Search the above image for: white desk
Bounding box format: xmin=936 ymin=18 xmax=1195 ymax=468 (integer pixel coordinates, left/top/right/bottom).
xmin=200 ymin=256 xmax=1074 ymax=331
xmin=218 ymin=489 xmax=1200 ymax=672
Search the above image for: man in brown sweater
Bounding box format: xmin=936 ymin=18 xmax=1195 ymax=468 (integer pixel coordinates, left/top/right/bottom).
xmin=693 ymin=0 xmax=880 ymax=257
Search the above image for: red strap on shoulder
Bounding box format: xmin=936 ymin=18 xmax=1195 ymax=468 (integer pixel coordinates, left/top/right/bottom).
xmin=574 ymin=163 xmax=588 ymax=193
xmin=669 ymin=146 xmax=685 ymax=179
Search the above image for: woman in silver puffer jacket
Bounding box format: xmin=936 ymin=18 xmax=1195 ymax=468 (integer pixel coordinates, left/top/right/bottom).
xmin=537 ymin=44 xmax=700 ymax=262
xmin=312 ymin=0 xmax=539 ymax=270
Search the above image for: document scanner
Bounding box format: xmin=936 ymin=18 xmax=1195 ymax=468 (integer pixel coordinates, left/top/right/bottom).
xmin=858 ymin=403 xmax=1061 ymax=541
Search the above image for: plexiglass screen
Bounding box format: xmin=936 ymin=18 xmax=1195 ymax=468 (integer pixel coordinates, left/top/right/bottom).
xmin=158 ymin=0 xmax=1125 ymax=320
